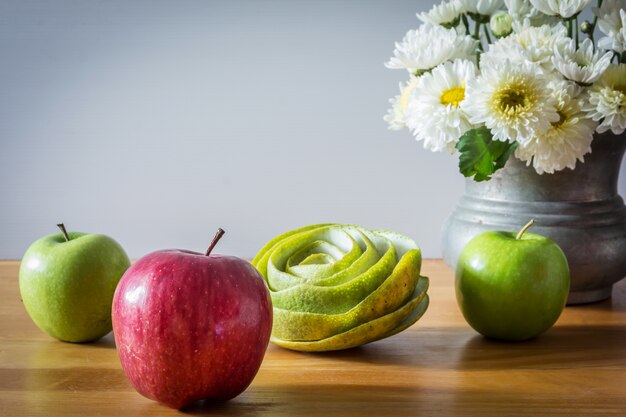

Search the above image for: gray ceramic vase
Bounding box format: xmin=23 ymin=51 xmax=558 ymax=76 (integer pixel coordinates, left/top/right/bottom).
xmin=442 ymin=131 xmax=626 ymax=305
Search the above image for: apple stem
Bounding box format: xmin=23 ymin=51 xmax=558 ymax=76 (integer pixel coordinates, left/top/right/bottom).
xmin=205 ymin=228 xmax=225 ymax=256
xmin=516 ymin=219 xmax=535 ymax=240
xmin=57 ymin=223 xmax=71 ymax=242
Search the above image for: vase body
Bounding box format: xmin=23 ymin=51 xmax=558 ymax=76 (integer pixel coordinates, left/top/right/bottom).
xmin=442 ymin=132 xmax=626 ymax=304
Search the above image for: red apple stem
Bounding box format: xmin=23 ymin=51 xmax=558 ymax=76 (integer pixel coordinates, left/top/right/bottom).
xmin=205 ymin=228 xmax=225 ymax=256
xmin=516 ymin=219 xmax=535 ymax=240
xmin=56 ymin=223 xmax=71 ymax=242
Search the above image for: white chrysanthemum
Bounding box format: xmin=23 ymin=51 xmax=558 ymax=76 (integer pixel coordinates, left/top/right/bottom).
xmin=530 ymin=0 xmax=592 ymax=18
xmin=385 ymin=23 xmax=477 ymax=74
xmin=417 ymin=0 xmax=465 ymax=27
xmin=504 ymin=0 xmax=534 ymax=20
xmin=384 ymin=78 xmax=419 ymax=130
xmin=553 ymin=38 xmax=613 ymax=85
xmin=462 ymin=61 xmax=559 ymax=144
xmin=583 ymin=63 xmax=626 ymax=135
xmin=595 ymin=0 xmax=626 ymax=53
xmin=515 ymin=80 xmax=596 ymax=174
xmin=405 ymin=59 xmax=477 ymax=152
xmin=481 ymin=22 xmax=568 ymax=72
xmin=460 ymin=0 xmax=505 ymax=16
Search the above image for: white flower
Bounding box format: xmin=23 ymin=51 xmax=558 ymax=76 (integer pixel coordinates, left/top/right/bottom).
xmin=460 ymin=0 xmax=505 ymax=16
xmin=417 ymin=0 xmax=465 ymax=27
xmin=491 ymin=12 xmax=514 ymax=37
xmin=506 ymin=1 xmax=561 ymax=26
xmin=504 ymin=0 xmax=534 ymax=20
xmin=515 ymin=80 xmax=596 ymax=174
xmin=384 ymin=78 xmax=419 ymax=130
xmin=405 ymin=59 xmax=477 ymax=152
xmin=583 ymin=63 xmax=626 ymax=135
xmin=553 ymin=38 xmax=613 ymax=85
xmin=385 ymin=23 xmax=478 ymax=74
xmin=595 ymin=0 xmax=626 ymax=53
xmin=481 ymin=22 xmax=568 ymax=72
xmin=462 ymin=60 xmax=559 ymax=144
xmin=481 ymin=41 xmax=530 ymax=69
xmin=530 ymin=0 xmax=592 ymax=18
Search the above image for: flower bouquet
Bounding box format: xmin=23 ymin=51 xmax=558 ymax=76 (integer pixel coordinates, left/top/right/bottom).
xmin=385 ymin=0 xmax=626 ymax=181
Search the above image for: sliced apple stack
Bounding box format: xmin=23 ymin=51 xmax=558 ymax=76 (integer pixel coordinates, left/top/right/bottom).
xmin=252 ymin=224 xmax=429 ymax=352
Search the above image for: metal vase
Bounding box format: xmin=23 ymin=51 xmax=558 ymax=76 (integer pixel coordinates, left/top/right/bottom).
xmin=442 ymin=132 xmax=626 ymax=304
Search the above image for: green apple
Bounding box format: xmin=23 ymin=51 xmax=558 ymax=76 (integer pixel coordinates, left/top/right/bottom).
xmin=455 ymin=220 xmax=570 ymax=341
xmin=19 ymin=224 xmax=130 ymax=342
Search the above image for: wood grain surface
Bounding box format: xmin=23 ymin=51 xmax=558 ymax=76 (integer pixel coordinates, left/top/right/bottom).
xmin=1 ymin=260 xmax=626 ymax=416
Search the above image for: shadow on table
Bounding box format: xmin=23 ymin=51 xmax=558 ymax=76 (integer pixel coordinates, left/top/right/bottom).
xmin=177 ymin=398 xmax=272 ymax=416
xmin=177 ymin=383 xmax=424 ymax=416
xmin=89 ymin=332 xmax=116 ymax=349
xmin=284 ymin=322 xmax=626 ymax=371
xmin=456 ymin=324 xmax=626 ymax=370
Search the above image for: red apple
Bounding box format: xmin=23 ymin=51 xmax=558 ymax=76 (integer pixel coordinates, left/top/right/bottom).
xmin=112 ymin=229 xmax=272 ymax=409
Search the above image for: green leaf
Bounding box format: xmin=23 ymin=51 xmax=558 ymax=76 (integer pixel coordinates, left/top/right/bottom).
xmin=492 ymin=139 xmax=518 ymax=171
xmin=455 ymin=126 xmax=518 ymax=182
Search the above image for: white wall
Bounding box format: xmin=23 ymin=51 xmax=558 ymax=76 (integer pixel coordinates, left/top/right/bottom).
xmin=1 ymin=0 xmax=623 ymax=260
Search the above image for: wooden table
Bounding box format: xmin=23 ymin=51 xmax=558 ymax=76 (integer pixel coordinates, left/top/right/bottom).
xmin=2 ymin=260 xmax=626 ymax=416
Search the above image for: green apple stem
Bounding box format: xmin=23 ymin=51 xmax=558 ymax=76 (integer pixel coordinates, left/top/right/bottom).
xmin=516 ymin=219 xmax=535 ymax=240
xmin=205 ymin=228 xmax=225 ymax=256
xmin=56 ymin=223 xmax=71 ymax=242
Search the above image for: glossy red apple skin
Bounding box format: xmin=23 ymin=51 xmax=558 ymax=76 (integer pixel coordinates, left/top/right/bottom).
xmin=112 ymin=250 xmax=272 ymax=409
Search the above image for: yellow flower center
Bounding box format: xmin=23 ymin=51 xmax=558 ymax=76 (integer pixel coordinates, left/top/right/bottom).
xmin=600 ymin=65 xmax=626 ymax=99
xmin=492 ymin=81 xmax=536 ymax=117
xmin=440 ymin=86 xmax=465 ymax=107
xmin=552 ymin=110 xmax=568 ymax=128
xmin=573 ymin=54 xmax=591 ymax=67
